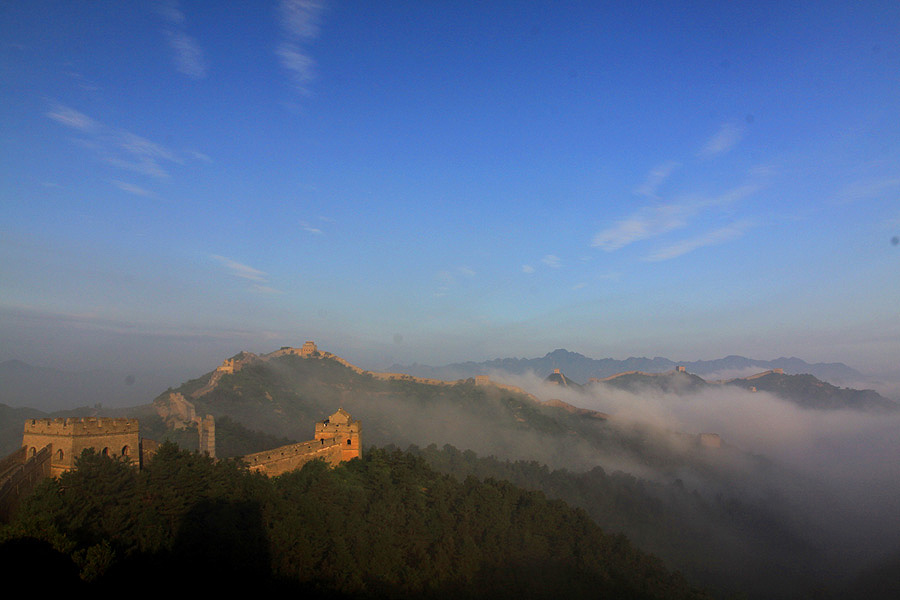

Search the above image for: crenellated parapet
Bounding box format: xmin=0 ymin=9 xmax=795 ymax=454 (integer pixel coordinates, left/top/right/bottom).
xmin=23 ymin=417 xmax=139 ymax=436
xmin=243 ymin=438 xmax=345 ymax=475
xmin=267 ymin=341 xmax=319 ymax=359
xmin=240 ymin=409 xmax=361 ymax=475
xmin=22 ymin=417 xmax=142 ymax=477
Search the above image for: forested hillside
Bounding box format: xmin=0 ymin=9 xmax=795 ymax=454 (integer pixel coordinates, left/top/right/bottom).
xmin=0 ymin=445 xmax=708 ymax=599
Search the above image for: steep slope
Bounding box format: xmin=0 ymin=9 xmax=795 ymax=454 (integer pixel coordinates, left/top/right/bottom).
xmin=4 ymin=444 xmax=711 ymax=599
xmin=725 ymin=371 xmax=897 ymax=411
xmin=154 ymin=350 xmax=743 ymax=482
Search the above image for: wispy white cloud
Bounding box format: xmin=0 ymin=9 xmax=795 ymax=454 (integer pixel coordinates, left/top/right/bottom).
xmin=118 ymin=131 xmax=180 ymax=164
xmin=644 ymin=220 xmax=752 ymax=261
xmin=522 ymin=264 xmax=535 ymax=274
xmin=277 ymin=43 xmax=316 ymax=91
xmin=110 ymin=180 xmax=155 ymax=198
xmin=165 ymin=30 xmax=207 ymax=78
xmin=189 ymin=150 xmax=213 ymax=163
xmin=592 ymin=203 xmax=694 ymax=251
xmin=156 ymin=2 xmax=207 ymax=78
xmin=156 ymin=1 xmax=186 ymax=26
xmin=300 ymin=220 xmax=324 ymax=235
xmin=280 ymin=0 xmax=323 ymax=39
xmin=46 ymin=105 xmax=97 ymax=132
xmin=250 ymin=284 xmax=283 ymax=295
xmin=541 ymin=254 xmax=562 ymax=268
xmin=277 ymin=0 xmax=326 ymax=95
xmin=64 ymin=70 xmax=100 ymax=92
xmin=635 ymin=161 xmax=679 ymax=198
xmin=46 ymin=103 xmax=182 ymax=179
xmin=211 ymin=254 xmax=269 ymax=282
xmin=699 ymin=123 xmax=744 ymax=158
xmin=592 ymin=184 xmax=758 ymax=252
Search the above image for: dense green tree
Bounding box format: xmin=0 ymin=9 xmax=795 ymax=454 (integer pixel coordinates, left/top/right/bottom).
xmin=1 ymin=444 xmax=710 ymax=599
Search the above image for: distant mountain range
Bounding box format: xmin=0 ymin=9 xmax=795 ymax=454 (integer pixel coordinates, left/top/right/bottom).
xmin=549 ymin=368 xmax=898 ymax=412
xmin=2 ymin=344 xmax=893 ymax=597
xmin=392 ymin=349 xmax=865 ymax=386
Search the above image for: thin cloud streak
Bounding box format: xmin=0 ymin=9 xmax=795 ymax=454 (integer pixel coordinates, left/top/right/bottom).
xmin=110 ymin=180 xmax=155 ymax=198
xmin=592 ymin=184 xmax=759 ymax=252
xmin=592 ymin=203 xmax=693 ymax=251
xmin=165 ymin=30 xmax=207 ymax=78
xmin=46 ymin=103 xmax=185 ymax=179
xmin=156 ymin=1 xmax=207 ymax=78
xmin=699 ymin=123 xmax=743 ymax=158
xmin=211 ymin=254 xmax=269 ymax=282
xmin=644 ymin=221 xmax=752 ymax=261
xmin=541 ymin=254 xmax=562 ymax=268
xmin=635 ymin=161 xmax=679 ymax=198
xmin=277 ymin=0 xmax=326 ymax=95
xmin=300 ymin=220 xmax=324 ymax=235
xmin=46 ymin=105 xmax=97 ymax=132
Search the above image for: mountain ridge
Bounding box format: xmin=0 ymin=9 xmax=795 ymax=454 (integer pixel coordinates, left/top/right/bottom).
xmin=392 ymin=349 xmax=864 ymax=386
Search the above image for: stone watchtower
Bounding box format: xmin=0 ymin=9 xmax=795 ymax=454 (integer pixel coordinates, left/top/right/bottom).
xmin=22 ymin=418 xmax=141 ymax=477
xmin=314 ymin=408 xmax=362 ymax=462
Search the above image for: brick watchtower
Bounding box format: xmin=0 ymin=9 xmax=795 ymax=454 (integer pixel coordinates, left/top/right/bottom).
xmin=314 ymin=408 xmax=362 ymax=461
xmin=22 ymin=417 xmax=141 ymax=477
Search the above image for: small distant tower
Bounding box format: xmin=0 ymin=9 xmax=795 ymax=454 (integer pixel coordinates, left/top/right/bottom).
xmin=199 ymin=414 xmax=216 ymax=458
xmin=675 ymin=366 xmax=686 ymax=373
xmin=315 ymin=409 xmax=362 ymax=461
xmin=300 ymin=341 xmax=318 ymax=356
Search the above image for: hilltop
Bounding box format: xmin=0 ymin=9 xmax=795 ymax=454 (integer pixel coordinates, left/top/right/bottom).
xmin=150 ymin=343 xmax=724 ymax=475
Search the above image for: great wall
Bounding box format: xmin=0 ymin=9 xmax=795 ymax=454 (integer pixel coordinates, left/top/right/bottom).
xmin=187 ymin=341 xmax=539 ymax=401
xmin=0 ymin=340 xmax=736 ymax=521
xmin=0 ymin=340 xmax=539 ymax=520
xmin=0 ymin=403 xmax=362 ymax=522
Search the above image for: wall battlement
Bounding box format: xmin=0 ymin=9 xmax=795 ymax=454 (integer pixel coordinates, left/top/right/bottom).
xmin=23 ymin=417 xmax=139 ymax=436
xmin=746 ymin=368 xmax=784 ymax=380
xmin=22 ymin=417 xmax=143 ymax=478
xmin=267 ymin=341 xmax=319 ymax=359
xmin=245 ymin=409 xmax=362 ymax=475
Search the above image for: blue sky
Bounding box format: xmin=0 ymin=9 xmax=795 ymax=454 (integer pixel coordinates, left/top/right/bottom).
xmin=1 ymin=1 xmax=899 ymax=376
